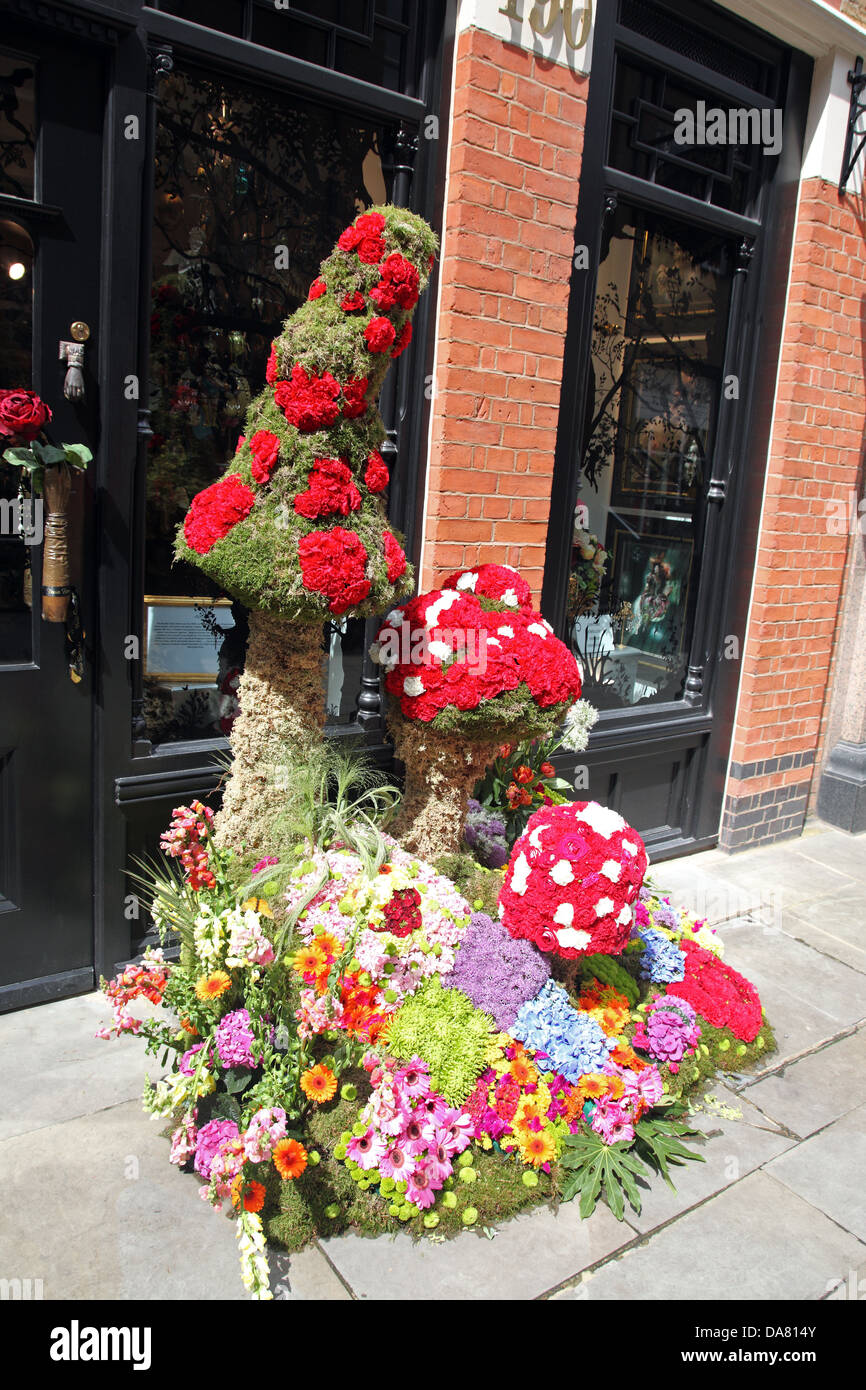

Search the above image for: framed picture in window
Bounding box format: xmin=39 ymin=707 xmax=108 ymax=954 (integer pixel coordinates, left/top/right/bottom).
xmin=610 ymin=350 xmax=716 ymax=512
xmin=605 ymin=520 xmax=695 ymax=659
xmin=143 ymin=595 xmax=235 ymax=682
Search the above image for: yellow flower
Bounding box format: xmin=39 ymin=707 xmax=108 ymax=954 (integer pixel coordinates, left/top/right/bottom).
xmin=195 ymin=970 xmax=231 ymax=1001
xmin=242 ymin=897 xmax=274 ymax=919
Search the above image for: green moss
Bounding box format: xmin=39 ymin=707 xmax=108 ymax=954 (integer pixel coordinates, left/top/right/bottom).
xmin=384 ymin=977 xmax=494 ymax=1106
xmin=433 ymin=853 xmax=504 ymax=919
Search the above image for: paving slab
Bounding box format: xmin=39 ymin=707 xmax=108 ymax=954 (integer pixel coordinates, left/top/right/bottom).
xmin=322 ymin=1196 xmax=636 ymax=1300
xmin=772 ymin=893 xmax=866 ymax=977
xmin=648 ymin=865 xmax=765 ymax=925
xmin=269 ymin=1246 xmax=352 ymax=1301
xmin=743 ymin=1027 xmax=866 ymax=1137
xmin=0 ymin=1041 xmax=152 ymax=1143
xmin=622 ymin=1084 xmax=793 ymax=1236
xmin=704 ymin=844 xmax=856 ymax=911
xmin=550 ymin=1172 xmax=866 ymax=1301
xmin=793 ymin=828 xmax=866 ymax=886
xmin=0 ymin=991 xmax=131 ymax=1075
xmin=765 ymin=1105 xmax=866 ymax=1243
xmin=711 ymin=926 xmax=866 ymax=1074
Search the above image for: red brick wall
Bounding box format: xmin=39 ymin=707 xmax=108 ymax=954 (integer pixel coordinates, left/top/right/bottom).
xmin=420 ymin=27 xmax=588 ymax=602
xmin=721 ymin=176 xmax=866 ymax=846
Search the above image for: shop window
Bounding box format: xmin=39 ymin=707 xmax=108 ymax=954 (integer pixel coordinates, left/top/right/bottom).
xmin=0 ymin=54 xmax=36 ymax=200
xmin=143 ymin=62 xmax=388 ymax=743
xmin=0 ymin=216 xmax=35 ymax=667
xmin=568 ymin=200 xmax=734 ymax=710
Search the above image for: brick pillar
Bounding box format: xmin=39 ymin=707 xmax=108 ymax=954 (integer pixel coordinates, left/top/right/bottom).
xmin=420 ymin=26 xmax=588 ymax=604
xmin=720 ymin=178 xmax=866 ymax=850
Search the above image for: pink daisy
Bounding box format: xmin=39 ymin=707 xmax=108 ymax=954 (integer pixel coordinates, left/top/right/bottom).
xmin=395 ymin=1058 xmax=430 ymax=1098
xmin=346 ymin=1129 xmax=384 ymax=1171
xmin=377 ymin=1144 xmax=416 ymax=1181
xmin=405 ymin=1160 xmax=438 ymax=1210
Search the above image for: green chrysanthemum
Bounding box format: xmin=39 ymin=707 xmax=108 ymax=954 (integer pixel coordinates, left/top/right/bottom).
xmin=383 ymin=976 xmax=494 ymax=1106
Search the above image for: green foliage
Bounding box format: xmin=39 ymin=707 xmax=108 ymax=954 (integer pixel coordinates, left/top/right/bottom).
xmin=655 ymin=1013 xmax=776 ymax=1099
xmin=433 ymin=853 xmax=504 ymax=919
xmin=559 ymin=1129 xmax=651 ymax=1219
xmin=384 ymin=977 xmax=495 ymax=1106
xmin=579 ymin=952 xmax=641 ymax=1006
xmin=634 ymin=1111 xmax=706 ymax=1189
xmin=2 ymin=439 xmax=92 ymax=495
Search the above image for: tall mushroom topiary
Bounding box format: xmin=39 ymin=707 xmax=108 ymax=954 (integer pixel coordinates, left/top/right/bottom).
xmin=372 ymin=563 xmax=584 ymax=863
xmin=175 ymin=206 xmax=438 ymax=855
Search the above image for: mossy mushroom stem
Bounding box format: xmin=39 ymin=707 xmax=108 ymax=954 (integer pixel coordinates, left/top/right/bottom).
xmin=389 ymin=713 xmax=498 ymax=863
xmin=213 ymin=613 xmax=326 ymax=856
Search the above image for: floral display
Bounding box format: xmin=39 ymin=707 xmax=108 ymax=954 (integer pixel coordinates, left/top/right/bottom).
xmin=666 ymin=938 xmax=763 ymax=1042
xmin=632 ymin=994 xmax=701 ymax=1067
xmin=441 ymin=910 xmax=550 ymax=1030
xmin=499 ymin=801 xmax=648 ymax=959
xmin=567 ymin=527 xmax=608 ymax=620
xmin=463 ymin=799 xmax=510 ymax=869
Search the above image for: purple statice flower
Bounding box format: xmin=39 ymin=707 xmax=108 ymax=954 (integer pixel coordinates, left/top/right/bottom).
xmin=637 ymin=927 xmax=686 ymax=983
xmin=652 ymin=901 xmax=678 ymax=931
xmin=441 ymin=911 xmax=550 ymax=1030
xmin=463 ymin=800 xmax=509 ymax=869
xmin=633 ymin=994 xmax=700 ymax=1065
xmin=214 ymin=1007 xmax=257 ymax=1068
xmin=193 ymin=1118 xmax=239 ymax=1179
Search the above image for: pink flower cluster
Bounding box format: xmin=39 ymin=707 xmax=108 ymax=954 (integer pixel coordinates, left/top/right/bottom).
xmin=345 ymin=1056 xmax=473 ymax=1210
xmin=159 ymin=800 xmax=216 ymax=891
xmin=95 ymin=948 xmax=168 ymax=1039
xmin=226 ymin=913 xmax=275 ymax=970
xmin=243 ymin=1106 xmax=288 ymax=1163
xmin=169 ymin=1112 xmax=199 ymax=1166
xmin=215 ymin=1008 xmax=257 ymax=1068
xmin=590 ymin=1060 xmax=664 ymax=1145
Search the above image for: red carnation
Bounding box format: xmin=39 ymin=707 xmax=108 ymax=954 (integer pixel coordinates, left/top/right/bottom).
xmin=364 ymin=316 xmax=397 ymax=354
xmin=364 ymin=451 xmax=389 ymax=492
xmin=294 ymin=457 xmax=361 ymax=520
xmin=183 ymin=474 xmax=256 ymax=555
xmin=339 ymin=212 xmax=386 ymax=265
xmin=341 ymin=376 xmax=369 ymax=419
xmin=235 ymin=435 xmax=247 ymax=454
xmin=308 ymin=277 xmax=327 ymax=300
xmin=390 ymin=323 xmax=412 ymax=358
xmin=341 ymin=291 xmax=366 ymax=312
xmin=249 ymin=430 xmax=280 ymax=486
xmin=371 ymin=253 xmax=420 ymax=312
xmin=298 ymin=527 xmax=371 ymax=615
xmin=265 ymin=348 xmax=278 ymax=384
xmin=666 ymin=940 xmax=763 ymax=1043
xmin=275 ymin=364 xmax=342 ymax=432
xmin=383 ymin=531 xmax=406 ymax=583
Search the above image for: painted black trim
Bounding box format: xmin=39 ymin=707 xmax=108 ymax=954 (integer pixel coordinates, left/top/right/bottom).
xmin=0 ymin=967 xmax=94 ymax=1014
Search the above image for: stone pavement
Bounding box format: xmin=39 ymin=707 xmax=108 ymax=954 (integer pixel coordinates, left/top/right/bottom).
xmin=1 ymin=818 xmax=864 ymax=1301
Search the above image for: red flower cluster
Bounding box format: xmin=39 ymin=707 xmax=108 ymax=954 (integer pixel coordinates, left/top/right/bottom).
xmin=338 ymin=211 xmax=386 ymax=264
xmin=0 ymin=387 xmax=52 ymax=440
xmin=298 ymin=526 xmax=371 ymax=614
xmin=265 ymin=347 xmax=279 ymax=384
xmin=372 ymin=887 xmax=423 ymax=938
xmin=441 ymin=563 xmax=534 ymax=613
xmin=390 ymin=322 xmax=412 ymax=358
xmin=275 ymin=364 xmax=342 ymax=432
xmin=499 ymin=802 xmax=648 ymax=960
xmin=376 ymin=579 xmax=582 ymax=722
xmin=364 ymin=450 xmax=389 ymax=492
xmin=159 ymin=800 xmax=217 ymax=891
xmin=371 ymin=252 xmax=420 ymax=312
xmin=383 ymin=530 xmax=407 ymax=582
xmin=338 ymin=971 xmax=389 ymax=1042
xmin=341 ymin=291 xmax=366 ymax=312
xmin=249 ymin=429 xmax=280 ymax=486
xmin=293 ymin=457 xmax=361 ymax=520
xmin=364 ymin=315 xmax=397 ymax=354
xmin=341 ymin=375 xmax=369 ymax=418
xmin=98 ymin=956 xmax=169 ymax=1038
xmin=308 ymin=277 xmax=327 ymax=300
xmin=666 ymin=940 xmax=763 ymax=1042
xmin=183 ymin=474 xmax=256 ymax=555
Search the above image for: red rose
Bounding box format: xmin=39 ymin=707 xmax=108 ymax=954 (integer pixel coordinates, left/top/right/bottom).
xmin=340 ymin=291 xmax=366 ymax=312
xmin=383 ymin=530 xmax=406 ymax=583
xmin=308 ymin=277 xmax=327 ymax=300
xmin=0 ymin=388 xmax=52 ymax=441
xmin=275 ymin=364 xmax=342 ymax=432
xmin=249 ymin=430 xmax=280 ymax=486
xmin=364 ymin=451 xmax=389 ymax=492
xmin=294 ymin=457 xmax=361 ymax=520
xmin=390 ymin=323 xmax=413 ymax=358
xmin=540 ymin=762 xmax=555 ymax=777
xmin=298 ymin=527 xmax=371 ymax=615
xmin=341 ymin=376 xmax=369 ymax=419
xmin=364 ymin=316 xmax=396 ymax=354
xmin=183 ymin=474 xmax=256 ymax=555
xmin=265 ymin=348 xmax=278 ymax=384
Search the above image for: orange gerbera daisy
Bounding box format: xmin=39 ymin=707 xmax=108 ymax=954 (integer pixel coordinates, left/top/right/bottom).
xmin=292 ymin=943 xmax=326 ymax=976
xmin=508 ymin=1056 xmax=538 ymax=1087
xmin=515 ymin=1097 xmax=546 ymax=1127
xmin=194 ymin=971 xmax=231 ymax=1001
xmin=231 ymin=1177 xmax=266 ymax=1213
xmin=315 ymin=930 xmax=342 ymax=961
xmin=518 ymin=1130 xmax=556 ymax=1167
xmin=300 ymin=1064 xmax=338 ymax=1104
xmin=579 ymin=1073 xmax=609 ymax=1101
xmin=273 ymin=1138 xmax=308 ymax=1180
xmin=611 ymin=1042 xmax=647 ymax=1072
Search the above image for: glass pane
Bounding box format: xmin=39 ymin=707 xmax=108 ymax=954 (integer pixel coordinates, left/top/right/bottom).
xmin=0 ymin=218 xmax=35 ymax=665
xmin=568 ymin=201 xmax=734 ymax=710
xmin=145 ymin=63 xmax=388 ymax=742
xmin=0 ymin=55 xmax=36 ymax=200
xmin=0 ymin=219 xmax=33 ymax=388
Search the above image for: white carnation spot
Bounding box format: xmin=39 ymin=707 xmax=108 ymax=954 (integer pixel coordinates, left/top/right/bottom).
xmin=403 ymin=676 xmax=425 ymax=696
xmin=427 ymin=639 xmax=451 ymax=661
xmin=621 ymin=838 xmax=640 ymax=857
xmin=550 ymin=860 xmax=574 ymax=886
xmin=527 ymin=622 xmax=548 ymax=638
xmin=501 ymin=588 xmax=519 ymax=607
xmin=497 ymin=625 xmax=514 ymax=638
xmin=553 ymin=902 xmax=574 ymax=927
xmin=510 ymin=853 xmax=531 ymax=896
xmin=528 ymin=827 xmax=544 ymax=850
xmin=456 ymin=571 xmax=478 ymax=591
xmin=594 ymin=897 xmax=614 ymax=918
xmin=617 ymin=905 xmax=633 ymax=926
xmin=556 ymin=927 xmax=591 ymax=951
xmin=577 ymin=802 xmax=627 ymax=838
xmin=601 ymin=859 xmax=622 ymax=882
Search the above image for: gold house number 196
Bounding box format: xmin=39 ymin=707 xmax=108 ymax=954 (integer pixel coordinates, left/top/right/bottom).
xmin=498 ymin=0 xmax=594 ymax=49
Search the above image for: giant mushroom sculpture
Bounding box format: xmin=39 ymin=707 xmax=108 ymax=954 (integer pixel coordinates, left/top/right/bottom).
xmin=175 ymin=206 xmax=438 ymax=855
xmin=372 ymin=563 xmax=584 ymax=863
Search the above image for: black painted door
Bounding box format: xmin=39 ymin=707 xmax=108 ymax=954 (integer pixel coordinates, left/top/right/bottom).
xmin=0 ymin=22 xmax=103 ymax=1008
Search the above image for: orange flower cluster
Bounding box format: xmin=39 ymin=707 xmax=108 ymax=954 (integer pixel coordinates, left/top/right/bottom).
xmin=231 ymin=1177 xmax=266 ymax=1212
xmin=300 ymin=1064 xmax=337 ymax=1104
xmin=577 ymin=1071 xmax=625 ymax=1104
xmin=291 ymin=930 xmax=342 ymax=995
xmin=273 ymin=1138 xmax=307 ymax=1180
xmin=339 ymin=972 xmax=389 ymax=1042
xmin=577 ymin=980 xmax=632 ymax=1037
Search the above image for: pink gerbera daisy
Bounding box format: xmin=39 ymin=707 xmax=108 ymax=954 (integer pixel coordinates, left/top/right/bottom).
xmin=400 ymin=1114 xmax=434 ymax=1157
xmin=346 ymin=1129 xmax=383 ymax=1171
xmin=419 ymin=1094 xmax=449 ymax=1126
xmin=395 ymin=1057 xmax=430 ymax=1098
xmin=405 ymin=1160 xmax=437 ymax=1210
xmin=377 ymin=1144 xmax=416 ymax=1180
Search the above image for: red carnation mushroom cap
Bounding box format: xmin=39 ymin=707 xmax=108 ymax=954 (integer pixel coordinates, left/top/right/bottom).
xmin=499 ymin=801 xmax=648 ymax=959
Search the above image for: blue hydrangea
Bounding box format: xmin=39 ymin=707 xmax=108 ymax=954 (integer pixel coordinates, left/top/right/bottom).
xmin=637 ymin=926 xmax=686 ymax=983
xmin=511 ymin=980 xmax=615 ymax=1083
